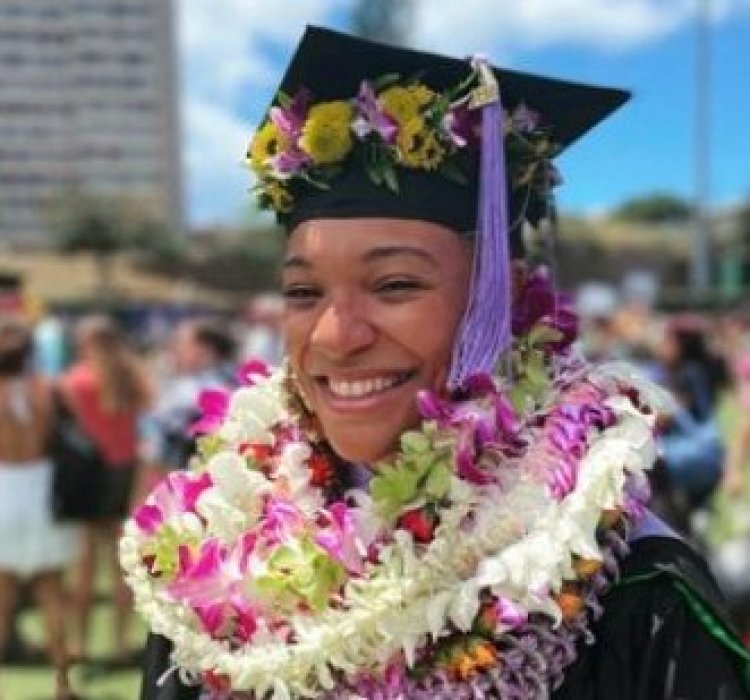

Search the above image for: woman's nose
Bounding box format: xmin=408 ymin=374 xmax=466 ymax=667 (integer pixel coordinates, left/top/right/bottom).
xmin=309 ymin=300 xmax=376 ymax=359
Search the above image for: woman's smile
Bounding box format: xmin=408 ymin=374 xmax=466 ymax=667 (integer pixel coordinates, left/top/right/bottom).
xmin=311 ymin=370 xmax=417 ymax=410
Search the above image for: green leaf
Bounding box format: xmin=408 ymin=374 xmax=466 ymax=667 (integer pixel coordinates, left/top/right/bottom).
xmin=196 ymin=433 xmax=225 ymax=462
xmin=425 ymin=460 xmax=451 ymax=500
xmin=276 ymin=90 xmax=293 ymax=109
xmin=444 ymin=70 xmax=478 ymax=102
xmin=366 ymin=161 xmax=384 ymax=186
xmin=438 ymin=159 xmax=469 ymax=186
xmin=370 ymin=463 xmax=423 ymax=520
xmin=509 ymin=384 xmax=531 ymax=414
xmin=382 ymin=162 xmax=400 ymax=193
xmin=525 ymin=349 xmax=547 ymax=378
xmin=527 ymin=324 xmax=563 ymax=347
xmin=401 ymin=431 xmax=431 ymax=454
xmin=373 ymin=73 xmax=401 ymax=91
xmin=257 ymin=538 xmax=345 ymax=613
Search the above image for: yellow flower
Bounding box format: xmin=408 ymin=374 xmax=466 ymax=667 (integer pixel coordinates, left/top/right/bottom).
xmin=471 ymin=641 xmax=498 ymax=670
xmin=454 ymin=654 xmax=477 ymax=680
xmin=298 ymin=101 xmax=353 ymax=165
xmin=263 ymin=181 xmax=293 ymax=213
xmin=396 ymin=117 xmax=445 ymax=170
xmin=379 ymin=84 xmax=435 ymax=125
xmin=248 ymin=121 xmax=289 ymax=172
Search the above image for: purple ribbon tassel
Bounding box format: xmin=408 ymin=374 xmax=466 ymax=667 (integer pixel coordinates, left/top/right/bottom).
xmin=448 ymin=62 xmax=511 ymax=389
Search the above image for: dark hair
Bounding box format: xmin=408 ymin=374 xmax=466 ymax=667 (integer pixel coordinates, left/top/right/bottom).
xmin=76 ymin=314 xmax=149 ymax=412
xmin=667 ymin=319 xmax=729 ymax=419
xmin=0 ymin=318 xmax=33 ymax=377
xmin=191 ymin=319 xmax=237 ymax=363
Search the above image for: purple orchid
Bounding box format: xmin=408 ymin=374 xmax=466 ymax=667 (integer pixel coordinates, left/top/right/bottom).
xmin=133 ymin=471 xmax=213 ymax=534
xmin=268 ymin=148 xmax=311 ymax=177
xmin=547 ymin=456 xmax=579 ymax=501
xmin=418 ymin=375 xmax=522 ymax=485
xmin=194 ymin=594 xmax=258 ymax=644
xmin=236 ymin=358 xmax=272 ymax=387
xmin=496 ymin=596 xmax=529 ymax=630
xmin=352 ymin=80 xmax=398 ymax=143
xmin=512 ymin=267 xmax=578 ymax=351
xmin=542 ymin=390 xmax=617 ymax=500
xmin=511 ymin=103 xmax=541 ymax=133
xmin=259 ymin=498 xmax=304 ymax=547
xmin=315 ymin=501 xmax=365 ymax=575
xmin=133 ymin=504 xmax=163 ymax=535
xmin=269 ymin=88 xmax=309 ymax=140
xmin=168 ymin=538 xmax=258 ymax=644
xmin=442 ymin=103 xmax=480 ymax=148
xmin=264 ymin=89 xmax=312 ymax=178
xmin=189 ymin=388 xmax=230 ymax=436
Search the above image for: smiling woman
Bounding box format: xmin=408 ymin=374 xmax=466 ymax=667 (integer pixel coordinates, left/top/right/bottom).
xmin=127 ymin=25 xmax=749 ymax=700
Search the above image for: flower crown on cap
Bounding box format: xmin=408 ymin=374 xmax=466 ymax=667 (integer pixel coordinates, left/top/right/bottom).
xmin=247 ymin=68 xmax=561 ymax=217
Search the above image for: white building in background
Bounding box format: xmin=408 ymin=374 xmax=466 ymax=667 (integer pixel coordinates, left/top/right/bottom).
xmin=0 ymin=0 xmax=181 ymax=244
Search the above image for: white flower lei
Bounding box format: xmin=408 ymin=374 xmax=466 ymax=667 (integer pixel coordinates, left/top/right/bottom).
xmin=121 ymin=357 xmax=667 ymax=699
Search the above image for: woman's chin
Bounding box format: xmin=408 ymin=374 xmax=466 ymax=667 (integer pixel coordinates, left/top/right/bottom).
xmin=326 ymin=432 xmax=399 ymax=466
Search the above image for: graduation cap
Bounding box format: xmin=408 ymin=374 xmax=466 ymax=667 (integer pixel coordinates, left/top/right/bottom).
xmin=249 ymin=25 xmax=629 ymax=386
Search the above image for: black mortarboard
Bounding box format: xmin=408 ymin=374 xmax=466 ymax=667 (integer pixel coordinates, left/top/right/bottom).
xmin=256 ymin=25 xmax=629 ymax=233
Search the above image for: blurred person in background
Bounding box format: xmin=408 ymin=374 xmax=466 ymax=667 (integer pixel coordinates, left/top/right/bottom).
xmin=654 ymin=315 xmax=730 ymax=536
xmin=241 ymin=293 xmax=284 ymax=366
xmin=709 ymin=335 xmax=750 ymax=641
xmin=60 ymin=314 xmax=153 ymax=663
xmin=0 ymin=318 xmax=79 ymax=699
xmin=33 ymin=312 xmax=69 ymax=377
xmin=139 ymin=317 xmax=238 ymax=478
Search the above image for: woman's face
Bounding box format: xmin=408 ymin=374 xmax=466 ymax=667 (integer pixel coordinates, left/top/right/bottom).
xmin=283 ymin=218 xmax=472 ymax=464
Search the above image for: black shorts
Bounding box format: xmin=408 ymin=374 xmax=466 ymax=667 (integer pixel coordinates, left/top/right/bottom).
xmin=95 ymin=464 xmax=136 ymax=520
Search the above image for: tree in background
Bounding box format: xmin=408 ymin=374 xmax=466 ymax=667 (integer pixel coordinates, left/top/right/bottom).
xmin=614 ymin=192 xmax=693 ymax=224
xmin=48 ymin=191 xmax=184 ymax=297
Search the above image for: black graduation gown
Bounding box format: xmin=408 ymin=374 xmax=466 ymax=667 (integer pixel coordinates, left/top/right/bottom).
xmin=139 ymin=536 xmax=750 ymax=699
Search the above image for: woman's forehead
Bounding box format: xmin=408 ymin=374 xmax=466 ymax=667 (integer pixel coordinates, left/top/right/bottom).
xmin=285 ymin=218 xmax=466 ymax=262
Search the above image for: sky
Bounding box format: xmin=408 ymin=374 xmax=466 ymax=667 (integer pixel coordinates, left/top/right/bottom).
xmin=179 ymin=0 xmax=750 ymax=227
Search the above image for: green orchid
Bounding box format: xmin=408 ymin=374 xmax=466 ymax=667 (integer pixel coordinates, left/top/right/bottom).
xmin=370 ymin=428 xmax=453 ymax=521
xmin=253 ymin=537 xmax=345 ymax=613
xmin=144 ymin=524 xmax=199 ymax=578
xmin=196 ymin=433 xmax=227 ymax=463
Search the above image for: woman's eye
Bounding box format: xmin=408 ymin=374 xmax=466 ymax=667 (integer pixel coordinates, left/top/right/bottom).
xmin=282 ymin=285 xmax=322 ymax=307
xmin=374 ymin=278 xmax=426 ymax=297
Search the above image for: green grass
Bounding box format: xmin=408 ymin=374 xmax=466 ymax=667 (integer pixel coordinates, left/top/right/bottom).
xmin=1 ymin=558 xmax=144 ymax=700
xmin=1 ymin=602 xmax=143 ymax=699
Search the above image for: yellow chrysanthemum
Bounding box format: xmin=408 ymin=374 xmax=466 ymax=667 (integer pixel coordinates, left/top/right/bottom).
xmin=248 ymin=122 xmax=289 ymax=172
xmin=396 ymin=117 xmax=445 ymax=170
xmin=379 ymin=84 xmax=435 ymax=125
xmin=263 ymin=181 xmax=294 ymax=213
xmin=298 ymin=101 xmax=353 ymax=165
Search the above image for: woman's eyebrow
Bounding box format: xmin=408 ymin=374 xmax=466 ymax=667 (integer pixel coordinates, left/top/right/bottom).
xmin=362 ymin=245 xmax=438 ymax=268
xmin=282 ymin=255 xmax=311 ymax=269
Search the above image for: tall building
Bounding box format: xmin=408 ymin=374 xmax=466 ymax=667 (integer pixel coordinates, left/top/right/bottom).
xmin=0 ymin=0 xmax=181 ymax=244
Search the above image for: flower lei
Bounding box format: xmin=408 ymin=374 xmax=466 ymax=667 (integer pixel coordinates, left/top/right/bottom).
xmin=246 ymin=70 xmax=559 ymax=215
xmin=120 ymin=267 xmax=667 ymax=699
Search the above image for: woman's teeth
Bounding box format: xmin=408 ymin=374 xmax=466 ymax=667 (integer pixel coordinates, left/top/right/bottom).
xmin=327 ymin=375 xmax=404 ymax=398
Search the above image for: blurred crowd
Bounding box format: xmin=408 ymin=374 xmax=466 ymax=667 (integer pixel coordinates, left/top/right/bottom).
xmin=577 ymin=297 xmax=750 ymax=637
xmin=0 ymin=297 xmax=284 ymax=698
xmin=1 ymin=293 xmax=749 ymax=697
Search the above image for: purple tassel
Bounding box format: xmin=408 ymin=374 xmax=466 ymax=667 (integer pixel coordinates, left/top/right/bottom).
xmin=448 ymin=59 xmax=511 ymax=389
